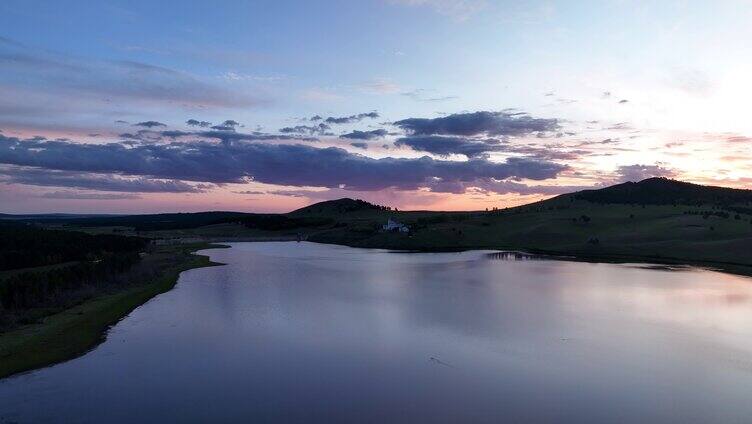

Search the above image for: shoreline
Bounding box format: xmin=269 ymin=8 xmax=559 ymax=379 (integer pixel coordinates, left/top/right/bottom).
xmin=307 ymin=238 xmax=752 ymax=279
xmin=516 ymin=248 xmax=752 ymax=278
xmin=0 ymin=243 xmax=228 ymax=380
xmin=3 ymin=238 xmax=750 ymax=380
xmin=152 ymin=236 xmax=752 ymax=278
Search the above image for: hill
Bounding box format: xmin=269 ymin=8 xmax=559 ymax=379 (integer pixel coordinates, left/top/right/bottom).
xmin=570 ymin=177 xmax=752 ymax=207
xmin=290 ymin=198 xmax=389 ymax=215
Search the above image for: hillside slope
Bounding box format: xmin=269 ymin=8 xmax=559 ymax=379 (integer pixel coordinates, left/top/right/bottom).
xmin=570 ymin=177 xmax=752 ymax=206
xmin=290 ymin=198 xmax=391 ymax=216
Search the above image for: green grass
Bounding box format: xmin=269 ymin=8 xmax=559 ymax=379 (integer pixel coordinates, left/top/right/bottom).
xmin=305 ymin=200 xmax=752 ymax=276
xmin=0 ymin=243 xmax=227 ymax=379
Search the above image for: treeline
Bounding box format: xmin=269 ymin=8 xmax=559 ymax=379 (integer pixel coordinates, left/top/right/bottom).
xmin=0 ymin=223 xmax=148 ymax=271
xmin=0 ymin=252 xmax=140 ymax=310
xmin=19 ymin=211 xmax=254 ymax=231
xmin=0 ymin=224 xmax=153 ymax=330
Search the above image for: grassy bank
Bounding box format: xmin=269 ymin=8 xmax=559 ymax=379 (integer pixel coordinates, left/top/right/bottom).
xmin=0 ymin=243 xmax=226 ymax=380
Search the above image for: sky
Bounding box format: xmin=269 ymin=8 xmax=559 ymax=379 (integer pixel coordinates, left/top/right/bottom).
xmin=1 ymin=0 xmax=752 ymax=213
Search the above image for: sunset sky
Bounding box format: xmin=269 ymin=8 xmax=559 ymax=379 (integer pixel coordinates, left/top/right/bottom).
xmin=2 ymin=0 xmax=752 ymax=213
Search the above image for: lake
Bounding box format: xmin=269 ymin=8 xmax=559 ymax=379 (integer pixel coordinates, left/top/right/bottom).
xmin=2 ymin=242 xmax=752 ymax=423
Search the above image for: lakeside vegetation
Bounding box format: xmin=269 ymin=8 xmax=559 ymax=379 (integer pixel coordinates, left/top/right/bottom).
xmin=0 ymin=222 xmax=146 ymax=271
xmin=0 ymin=223 xmax=225 ymax=378
xmin=2 ymin=177 xmax=752 ymax=378
xmin=0 ymin=223 xmax=149 ymax=331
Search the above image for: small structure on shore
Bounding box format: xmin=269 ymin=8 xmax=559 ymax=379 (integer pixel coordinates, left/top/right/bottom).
xmin=383 ymin=218 xmax=409 ymax=233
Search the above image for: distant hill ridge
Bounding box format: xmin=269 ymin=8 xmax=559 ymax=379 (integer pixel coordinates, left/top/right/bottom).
xmin=290 ymin=198 xmax=389 ymax=215
xmin=3 ymin=179 xmax=752 ymax=229
xmin=569 ymin=177 xmax=752 ymax=206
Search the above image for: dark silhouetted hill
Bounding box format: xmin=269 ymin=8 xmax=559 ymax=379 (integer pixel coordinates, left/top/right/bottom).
xmin=290 ymin=198 xmax=388 ymax=215
xmin=569 ymin=178 xmax=752 ymax=206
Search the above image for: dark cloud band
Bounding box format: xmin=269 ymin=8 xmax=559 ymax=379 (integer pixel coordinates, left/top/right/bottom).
xmin=0 ymin=166 xmax=205 ymax=193
xmin=339 ymin=129 xmax=388 ymax=140
xmin=0 ymin=134 xmax=567 ymax=192
xmin=394 ymin=111 xmax=558 ymax=137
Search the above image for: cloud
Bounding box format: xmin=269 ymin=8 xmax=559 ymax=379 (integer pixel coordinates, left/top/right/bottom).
xmin=134 ymin=121 xmax=166 ymax=128
xmin=350 ymin=142 xmax=369 ymax=150
xmin=189 ymin=129 xmax=317 ymax=143
xmin=0 ymin=166 xmax=205 ymax=192
xmin=279 ymin=123 xmax=331 ymax=136
xmin=723 ymin=135 xmax=752 ymax=143
xmin=266 ymin=190 xmax=306 ymax=197
xmin=147 ymin=128 xmax=317 ymax=143
xmin=604 ymin=122 xmax=632 ymax=131
xmin=39 ymin=191 xmax=141 ymax=200
xmin=208 ymin=120 xmax=242 ymax=131
xmin=211 ymin=125 xmax=234 ymax=131
xmin=426 ymin=178 xmax=590 ymax=195
xmin=471 ymin=180 xmax=591 ymax=196
xmin=618 ymin=99 xmax=629 ymax=104
xmin=325 ymin=112 xmax=380 ymax=124
xmin=339 ymin=129 xmax=388 ymax=140
xmin=233 ymin=190 xmax=265 ymax=195
xmin=502 ymin=143 xmax=587 ymax=161
xmin=186 ymin=119 xmax=212 ymax=127
xmin=118 ymin=130 xmax=164 ymax=143
xmin=395 ymin=135 xmax=502 ymax=157
xmin=615 ymin=164 xmax=676 ymax=182
xmin=394 ymin=111 xmax=559 ymax=137
xmin=0 ymin=134 xmax=567 ymax=192
xmin=0 ymin=41 xmax=261 ymax=121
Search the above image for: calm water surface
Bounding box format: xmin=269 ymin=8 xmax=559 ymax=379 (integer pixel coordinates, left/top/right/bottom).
xmin=2 ymin=242 xmax=752 ymax=423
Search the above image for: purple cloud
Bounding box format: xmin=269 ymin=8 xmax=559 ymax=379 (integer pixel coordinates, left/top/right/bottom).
xmin=0 ymin=134 xmax=567 ymax=192
xmin=134 ymin=121 xmax=166 ymax=128
xmin=615 ymin=164 xmax=676 ymax=182
xmin=394 ymin=111 xmax=559 ymax=137
xmin=339 ymin=129 xmax=388 ymax=140
xmin=395 ymin=135 xmax=502 ymax=157
xmin=324 ymin=112 xmax=379 ymax=124
xmin=1 ymin=166 xmax=205 ymax=192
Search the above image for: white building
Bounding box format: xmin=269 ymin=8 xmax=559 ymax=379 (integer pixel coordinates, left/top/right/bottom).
xmin=383 ymin=218 xmax=409 ymax=233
